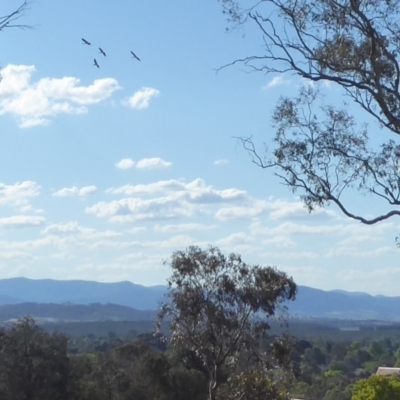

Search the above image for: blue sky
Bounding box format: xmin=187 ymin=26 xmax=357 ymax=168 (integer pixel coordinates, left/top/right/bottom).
xmin=0 ymin=0 xmax=399 ymax=295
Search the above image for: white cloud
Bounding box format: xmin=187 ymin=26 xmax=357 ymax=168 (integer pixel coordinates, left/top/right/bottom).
xmin=264 ymin=75 xmax=290 ymax=89
xmin=19 ymin=205 xmax=44 ymax=214
xmin=107 ymin=180 xmax=185 ymax=196
xmin=213 ymin=159 xmax=229 ymax=165
xmin=116 ymin=158 xmax=135 ymax=169
xmin=53 ymin=185 xmax=97 ymax=198
xmin=325 ymin=245 xmax=396 ymax=259
xmin=49 ymin=252 xmax=75 ymax=260
xmin=0 ymin=181 xmax=40 ymax=206
xmin=115 ymin=157 xmax=171 ymax=170
xmin=155 ymin=223 xmax=216 ymax=233
xmin=107 ymin=179 xmax=246 ymax=203
xmin=262 ymin=250 xmax=319 ymax=260
xmin=263 ymin=236 xmax=297 ymax=248
xmin=0 ymin=250 xmax=36 ymax=260
xmin=215 ymin=201 xmax=267 ymax=220
xmin=249 ymin=219 xmax=394 ymax=238
xmin=215 ymin=198 xmax=330 ymax=222
xmin=0 ymin=64 xmax=121 ymax=127
xmin=300 ymin=77 xmax=332 ymax=89
xmin=90 ymin=179 xmax=249 ymax=223
xmin=42 ymin=222 xmax=120 ymax=240
xmin=125 ymin=87 xmax=160 ymax=109
xmin=331 ymin=266 xmax=400 ymax=296
xmin=266 ymin=198 xmax=337 ymax=221
xmin=86 ymin=196 xmax=195 ymax=223
xmin=216 ymin=232 xmax=254 ymax=247
xmin=0 ymin=215 xmax=45 ymax=228
xmin=128 ymin=227 xmax=147 ymax=234
xmin=136 ymin=157 xmax=172 ymax=170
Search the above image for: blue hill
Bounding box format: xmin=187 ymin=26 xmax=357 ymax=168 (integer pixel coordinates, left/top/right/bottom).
xmin=0 ymin=277 xmax=399 ymax=320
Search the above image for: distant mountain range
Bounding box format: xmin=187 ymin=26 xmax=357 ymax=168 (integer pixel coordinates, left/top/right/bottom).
xmin=0 ymin=278 xmax=165 ymax=310
xmin=0 ymin=302 xmax=155 ymax=324
xmin=0 ymin=277 xmax=399 ymax=321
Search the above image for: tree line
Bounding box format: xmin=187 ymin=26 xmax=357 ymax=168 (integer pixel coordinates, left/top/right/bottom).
xmin=3 ymin=315 xmax=400 ymax=400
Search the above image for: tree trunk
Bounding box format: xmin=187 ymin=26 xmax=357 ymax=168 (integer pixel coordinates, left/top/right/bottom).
xmin=208 ymin=365 xmax=218 ymax=400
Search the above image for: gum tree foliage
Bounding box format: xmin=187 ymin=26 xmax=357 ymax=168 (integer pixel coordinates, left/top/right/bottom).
xmin=351 ymin=375 xmax=400 ymax=400
xmin=218 ymin=0 xmax=400 ymax=237
xmin=0 ymin=317 xmax=70 ymax=400
xmin=157 ymin=246 xmax=297 ymax=400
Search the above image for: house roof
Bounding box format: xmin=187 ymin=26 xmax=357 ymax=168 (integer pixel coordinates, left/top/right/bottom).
xmin=376 ymin=367 xmax=400 ymax=376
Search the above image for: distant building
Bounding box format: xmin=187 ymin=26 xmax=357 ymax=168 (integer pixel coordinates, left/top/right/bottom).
xmin=376 ymin=367 xmax=400 ymax=376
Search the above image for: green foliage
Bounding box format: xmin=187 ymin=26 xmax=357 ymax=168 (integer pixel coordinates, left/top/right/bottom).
xmin=2 ymin=316 xmax=400 ymax=400
xmin=324 ymin=369 xmax=343 ymax=378
xmin=219 ymin=369 xmax=290 ymax=400
xmin=289 ymin=335 xmax=400 ymax=400
xmin=157 ymin=245 xmax=297 ymax=400
xmin=219 ymin=0 xmax=400 ymax=232
xmin=0 ymin=317 xmax=70 ymax=400
xmin=352 ymin=375 xmax=400 ymax=400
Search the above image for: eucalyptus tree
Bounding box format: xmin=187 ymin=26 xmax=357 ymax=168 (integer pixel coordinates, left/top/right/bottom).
xmin=157 ymin=245 xmax=297 ymax=400
xmin=218 ymin=0 xmax=400 ymax=236
xmin=0 ymin=317 xmax=70 ymax=400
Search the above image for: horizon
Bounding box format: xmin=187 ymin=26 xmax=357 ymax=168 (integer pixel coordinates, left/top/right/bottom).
xmin=0 ymin=276 xmax=392 ymax=298
xmin=1 ymin=0 xmax=399 ymax=295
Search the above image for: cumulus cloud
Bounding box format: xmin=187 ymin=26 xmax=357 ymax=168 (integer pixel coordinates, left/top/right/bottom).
xmin=216 ymin=198 xmax=336 ymax=222
xmin=215 ymin=202 xmax=267 ymax=220
xmin=107 ymin=179 xmax=246 ymax=202
xmin=128 ymin=227 xmax=147 ymax=234
xmin=325 ymin=245 xmax=396 ymax=259
xmin=115 ymin=157 xmax=171 ymax=170
xmin=42 ymin=221 xmax=120 ymax=240
xmin=107 ymin=180 xmax=184 ymax=196
xmin=249 ymin=219 xmax=393 ymax=238
xmin=262 ymin=250 xmax=319 ymax=260
xmin=264 ymin=75 xmax=290 ymax=89
xmin=155 ymin=223 xmax=216 ymax=233
xmin=0 ymin=64 xmax=121 ymax=127
xmin=263 ymin=236 xmax=297 ymax=248
xmin=0 ymin=215 xmax=45 ymax=228
xmin=213 ymin=159 xmax=229 ymax=165
xmin=0 ymin=181 xmax=40 ymax=206
xmin=116 ymin=158 xmax=135 ymax=169
xmin=136 ymin=158 xmax=172 ymax=170
xmin=216 ymin=232 xmax=254 ymax=247
xmin=125 ymin=87 xmax=160 ymax=109
xmin=90 ymin=179 xmax=249 ymax=223
xmin=53 ymin=185 xmax=97 ymax=198
xmin=86 ymin=197 xmax=194 ymax=223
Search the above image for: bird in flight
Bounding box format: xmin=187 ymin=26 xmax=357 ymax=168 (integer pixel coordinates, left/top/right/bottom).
xmin=130 ymin=51 xmax=140 ymax=61
xmin=99 ymin=47 xmax=106 ymax=57
xmin=93 ymin=59 xmax=100 ymax=68
xmin=82 ymin=38 xmax=91 ymax=45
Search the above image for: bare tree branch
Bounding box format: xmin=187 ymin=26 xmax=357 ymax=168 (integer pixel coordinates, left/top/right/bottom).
xmin=0 ymin=1 xmax=32 ymax=32
xmin=220 ymin=0 xmax=400 ymax=134
xmin=217 ymin=1 xmax=400 ymax=234
xmin=237 ymin=84 xmax=400 ymax=226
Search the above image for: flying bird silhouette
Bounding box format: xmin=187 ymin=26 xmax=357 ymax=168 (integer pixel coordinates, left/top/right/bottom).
xmin=93 ymin=59 xmax=100 ymax=68
xmin=130 ymin=51 xmax=140 ymax=61
xmin=99 ymin=47 xmax=106 ymax=57
xmin=81 ymin=38 xmax=91 ymax=45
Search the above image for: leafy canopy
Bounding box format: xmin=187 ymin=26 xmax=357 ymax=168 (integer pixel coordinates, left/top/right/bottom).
xmin=218 ymin=0 xmax=400 ymax=236
xmin=157 ymin=245 xmax=297 ymax=399
xmin=352 ymin=375 xmax=400 ymax=400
